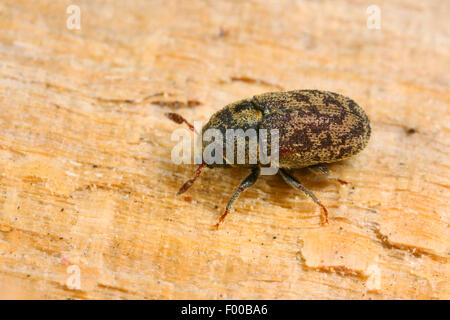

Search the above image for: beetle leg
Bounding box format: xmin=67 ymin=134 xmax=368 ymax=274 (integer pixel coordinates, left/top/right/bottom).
xmin=279 ymin=169 xmax=328 ymax=224
xmin=165 ymin=112 xmax=199 ymax=134
xmin=177 ymin=163 xmax=204 ymax=195
xmin=214 ymin=167 xmax=260 ymax=229
xmin=307 ymin=164 xmax=329 ymax=175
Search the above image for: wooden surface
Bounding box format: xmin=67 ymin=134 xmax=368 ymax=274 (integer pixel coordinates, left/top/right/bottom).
xmin=0 ymin=0 xmax=448 ymax=299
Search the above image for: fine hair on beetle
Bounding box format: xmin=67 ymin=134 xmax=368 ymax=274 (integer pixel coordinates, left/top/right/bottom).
xmin=166 ymin=90 xmax=371 ymax=229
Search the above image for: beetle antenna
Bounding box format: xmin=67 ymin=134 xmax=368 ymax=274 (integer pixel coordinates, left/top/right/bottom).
xmin=165 ymin=112 xmax=199 ymax=134
xmin=177 ymin=162 xmax=205 ymax=195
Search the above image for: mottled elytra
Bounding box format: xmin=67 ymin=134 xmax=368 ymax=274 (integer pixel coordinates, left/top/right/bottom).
xmin=166 ymin=90 xmax=371 ymax=228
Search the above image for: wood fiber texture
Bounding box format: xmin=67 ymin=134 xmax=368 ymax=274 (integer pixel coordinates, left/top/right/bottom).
xmin=0 ymin=0 xmax=448 ymax=299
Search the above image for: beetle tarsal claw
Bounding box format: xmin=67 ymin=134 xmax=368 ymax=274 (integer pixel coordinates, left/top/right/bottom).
xmin=319 ymin=204 xmax=329 ymax=225
xmin=177 ymin=179 xmax=194 ymax=195
xmin=214 ymin=210 xmax=229 ymax=230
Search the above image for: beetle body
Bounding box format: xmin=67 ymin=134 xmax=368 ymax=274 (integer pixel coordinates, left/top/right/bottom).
xmin=202 ymin=90 xmax=370 ymax=169
xmin=167 ymin=90 xmax=371 ymax=228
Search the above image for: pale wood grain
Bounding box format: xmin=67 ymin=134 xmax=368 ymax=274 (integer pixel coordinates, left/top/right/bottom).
xmin=0 ymin=0 xmax=448 ymax=299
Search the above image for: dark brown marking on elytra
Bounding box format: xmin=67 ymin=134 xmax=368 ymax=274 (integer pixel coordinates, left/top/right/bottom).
xmin=322 ymin=94 xmax=343 ymax=109
xmin=320 ymin=132 xmax=334 ymax=149
xmin=350 ymin=119 xmax=366 ymax=138
xmin=337 ymin=145 xmax=354 ymax=159
xmin=346 ymin=99 xmax=360 ymax=116
xmin=290 ymin=91 xmax=311 ymax=104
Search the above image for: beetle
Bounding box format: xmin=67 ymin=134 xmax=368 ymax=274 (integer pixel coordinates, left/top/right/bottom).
xmin=166 ymin=90 xmax=371 ymax=228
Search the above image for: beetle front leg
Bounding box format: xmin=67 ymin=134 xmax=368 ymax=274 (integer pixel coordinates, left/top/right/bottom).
xmin=214 ymin=167 xmax=260 ymax=229
xmin=279 ymin=169 xmax=329 ymax=224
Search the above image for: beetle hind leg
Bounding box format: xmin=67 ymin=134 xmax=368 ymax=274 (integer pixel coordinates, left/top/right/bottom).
xmin=307 ymin=164 xmax=329 ymax=175
xmin=279 ymin=169 xmax=328 ymax=224
xmin=215 ymin=167 xmax=260 ymax=229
